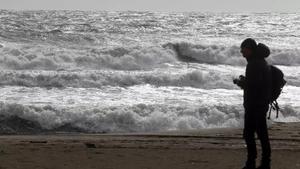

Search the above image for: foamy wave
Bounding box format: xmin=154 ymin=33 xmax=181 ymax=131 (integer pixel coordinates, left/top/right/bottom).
xmin=2 ymin=67 xmax=299 ymax=89
xmin=1 ymin=42 xmax=300 ymax=71
xmin=165 ymin=42 xmax=300 ymax=66
xmin=163 ymin=42 xmax=245 ymax=65
xmin=0 ymin=70 xmax=236 ymax=89
xmin=268 ymin=49 xmax=300 ymax=66
xmin=1 ymin=102 xmax=299 ymax=134
xmin=0 ymin=102 xmax=246 ymax=133
xmin=0 ymin=44 xmax=176 ymax=70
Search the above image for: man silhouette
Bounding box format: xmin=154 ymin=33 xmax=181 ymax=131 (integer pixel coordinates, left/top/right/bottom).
xmin=234 ymin=38 xmax=272 ymax=169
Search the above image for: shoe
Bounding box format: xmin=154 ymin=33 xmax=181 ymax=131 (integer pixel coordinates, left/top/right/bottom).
xmin=257 ymin=159 xmax=270 ymax=169
xmin=256 ymin=164 xmax=270 ymax=169
xmin=242 ymin=161 xmax=256 ymax=169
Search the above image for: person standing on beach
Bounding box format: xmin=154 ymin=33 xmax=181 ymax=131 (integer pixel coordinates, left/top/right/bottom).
xmin=233 ymin=38 xmax=272 ymax=169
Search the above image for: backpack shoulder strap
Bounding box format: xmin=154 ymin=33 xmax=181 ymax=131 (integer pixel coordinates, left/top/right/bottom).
xmin=274 ymin=100 xmax=280 ymax=118
xmin=268 ymin=103 xmax=272 ymax=119
xmin=268 ymin=100 xmax=280 ymax=119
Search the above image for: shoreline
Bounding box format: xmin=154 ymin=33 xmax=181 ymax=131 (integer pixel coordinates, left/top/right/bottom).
xmin=0 ymin=122 xmax=300 ymax=169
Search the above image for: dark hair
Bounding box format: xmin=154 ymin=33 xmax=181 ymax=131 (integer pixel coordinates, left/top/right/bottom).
xmin=241 ymin=38 xmax=257 ymax=50
xmin=256 ymin=43 xmax=270 ymax=58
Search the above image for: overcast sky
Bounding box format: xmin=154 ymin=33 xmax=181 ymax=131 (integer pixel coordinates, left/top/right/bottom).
xmin=1 ymin=0 xmax=300 ymax=12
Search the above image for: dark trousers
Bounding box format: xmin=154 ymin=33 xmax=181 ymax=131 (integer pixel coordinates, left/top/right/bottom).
xmin=243 ymin=105 xmax=271 ymax=163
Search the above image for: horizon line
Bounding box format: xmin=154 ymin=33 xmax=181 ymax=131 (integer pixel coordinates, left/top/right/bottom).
xmin=0 ymin=8 xmax=299 ymax=14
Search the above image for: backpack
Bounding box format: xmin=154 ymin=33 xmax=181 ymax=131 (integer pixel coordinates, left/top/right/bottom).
xmin=268 ymin=65 xmax=286 ymax=119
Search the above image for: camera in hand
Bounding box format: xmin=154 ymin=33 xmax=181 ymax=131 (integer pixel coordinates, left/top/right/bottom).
xmin=233 ymin=75 xmax=245 ymax=88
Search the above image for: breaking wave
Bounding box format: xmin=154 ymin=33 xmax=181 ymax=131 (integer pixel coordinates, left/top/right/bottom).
xmin=0 ymin=45 xmax=177 ymax=70
xmin=0 ymin=102 xmax=243 ymax=134
xmin=165 ymin=42 xmax=300 ymax=66
xmin=0 ymin=69 xmax=237 ymax=89
xmin=0 ymin=102 xmax=299 ymax=134
xmin=1 ymin=42 xmax=300 ymax=71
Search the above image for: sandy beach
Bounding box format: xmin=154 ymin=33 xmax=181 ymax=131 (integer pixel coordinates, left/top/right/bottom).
xmin=0 ymin=122 xmax=299 ymax=169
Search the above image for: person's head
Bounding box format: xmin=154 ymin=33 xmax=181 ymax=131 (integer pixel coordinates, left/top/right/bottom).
xmin=240 ymin=38 xmax=257 ymax=59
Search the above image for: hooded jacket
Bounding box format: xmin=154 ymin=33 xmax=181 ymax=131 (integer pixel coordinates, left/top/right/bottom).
xmin=243 ymin=43 xmax=272 ymax=109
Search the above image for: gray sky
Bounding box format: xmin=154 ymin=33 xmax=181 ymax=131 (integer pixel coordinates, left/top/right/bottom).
xmin=1 ymin=0 xmax=300 ymax=12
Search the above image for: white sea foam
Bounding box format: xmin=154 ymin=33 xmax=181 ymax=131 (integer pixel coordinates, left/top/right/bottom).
xmin=0 ymin=101 xmax=244 ymax=132
xmin=166 ymin=42 xmax=300 ymax=66
xmin=0 ymin=101 xmax=298 ymax=133
xmin=1 ymin=63 xmax=300 ymax=89
xmin=0 ymin=66 xmax=240 ymax=89
xmin=0 ymin=85 xmax=298 ymax=133
xmin=1 ymin=42 xmax=300 ymax=72
xmin=0 ymin=44 xmax=177 ymax=70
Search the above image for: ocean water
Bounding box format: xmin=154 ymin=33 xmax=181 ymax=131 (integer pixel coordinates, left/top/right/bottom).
xmin=0 ymin=10 xmax=299 ymax=133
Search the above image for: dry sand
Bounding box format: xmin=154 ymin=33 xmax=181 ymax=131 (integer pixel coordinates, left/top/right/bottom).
xmin=0 ymin=122 xmax=300 ymax=169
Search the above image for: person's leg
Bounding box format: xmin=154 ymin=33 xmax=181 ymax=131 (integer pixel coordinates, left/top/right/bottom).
xmin=243 ymin=111 xmax=257 ymax=168
xmin=256 ymin=106 xmax=271 ymax=169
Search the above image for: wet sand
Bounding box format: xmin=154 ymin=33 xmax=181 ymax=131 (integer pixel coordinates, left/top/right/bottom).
xmin=0 ymin=122 xmax=300 ymax=169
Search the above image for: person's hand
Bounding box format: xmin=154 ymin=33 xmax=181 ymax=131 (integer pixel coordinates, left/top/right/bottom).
xmin=239 ymin=75 xmax=245 ymax=81
xmin=233 ymin=75 xmax=245 ymax=89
